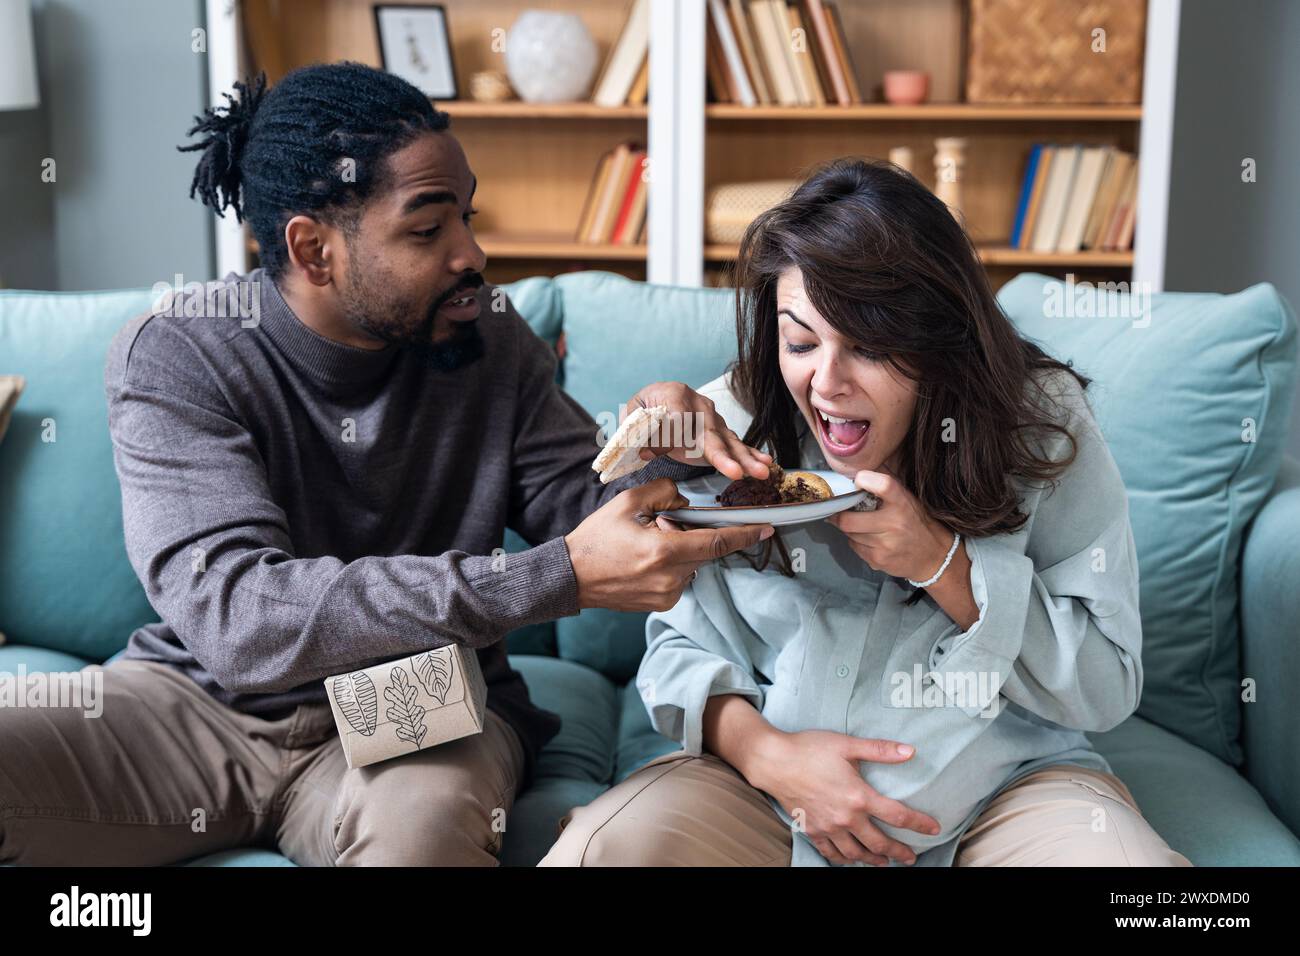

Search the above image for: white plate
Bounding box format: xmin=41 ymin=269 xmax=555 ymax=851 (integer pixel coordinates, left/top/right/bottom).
xmin=660 ymin=469 xmax=875 ymax=528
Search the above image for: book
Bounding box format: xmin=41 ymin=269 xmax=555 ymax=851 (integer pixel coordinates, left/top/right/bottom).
xmin=729 ymin=0 xmax=773 ymax=104
xmin=804 ymin=0 xmax=850 ymax=105
xmin=1057 ymin=146 xmax=1111 ymax=253
xmin=1009 ymin=144 xmax=1043 ymax=249
xmin=1083 ymin=151 xmax=1132 ymax=249
xmin=750 ymin=0 xmax=799 ymax=105
xmin=593 ymin=0 xmax=650 ymax=107
xmin=587 ymin=142 xmax=635 ymax=242
xmin=823 ymin=1 xmax=862 ymax=103
xmin=627 ymin=56 xmax=649 ymax=106
xmin=706 ymin=18 xmax=735 ymax=102
xmin=762 ymin=0 xmax=806 ymax=104
xmin=576 ymin=149 xmax=615 ymax=242
xmin=1107 ymin=160 xmax=1138 ymax=251
xmin=1031 ymin=144 xmax=1081 ymax=253
xmin=612 ymin=153 xmax=650 ymax=244
xmin=1104 ymin=159 xmax=1139 ymax=251
xmin=786 ymin=2 xmax=826 ymax=106
xmin=610 ymin=149 xmax=648 ymax=243
xmin=711 ymin=0 xmax=757 ymax=106
xmin=1019 ymin=146 xmax=1054 ymax=250
xmin=1080 ymin=149 xmax=1117 ymax=249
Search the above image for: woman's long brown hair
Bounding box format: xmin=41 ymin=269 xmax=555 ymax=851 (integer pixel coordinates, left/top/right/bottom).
xmin=728 ymin=158 xmax=1090 ymax=597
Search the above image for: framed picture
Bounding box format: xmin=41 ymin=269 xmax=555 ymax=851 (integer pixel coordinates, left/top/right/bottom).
xmin=374 ymin=4 xmax=458 ymax=100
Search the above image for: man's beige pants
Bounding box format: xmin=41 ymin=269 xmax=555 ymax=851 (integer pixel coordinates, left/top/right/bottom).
xmin=0 ymin=660 xmax=525 ymax=866
xmin=538 ymin=750 xmax=1194 ymax=866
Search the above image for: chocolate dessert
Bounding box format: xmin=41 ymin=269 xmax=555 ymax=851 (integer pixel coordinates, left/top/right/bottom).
xmin=716 ymin=465 xmax=834 ymax=507
xmin=716 ymin=463 xmax=785 ymax=506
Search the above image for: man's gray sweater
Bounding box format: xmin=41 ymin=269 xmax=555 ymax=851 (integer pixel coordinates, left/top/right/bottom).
xmin=104 ymin=269 xmax=696 ymax=786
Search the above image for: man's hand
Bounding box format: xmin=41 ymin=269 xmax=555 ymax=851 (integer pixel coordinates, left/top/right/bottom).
xmin=623 ymin=381 xmax=772 ymax=481
xmin=564 ymin=478 xmax=774 ymax=612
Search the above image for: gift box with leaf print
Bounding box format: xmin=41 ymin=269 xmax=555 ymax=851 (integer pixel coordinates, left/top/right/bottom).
xmin=324 ymin=644 xmax=486 ymax=769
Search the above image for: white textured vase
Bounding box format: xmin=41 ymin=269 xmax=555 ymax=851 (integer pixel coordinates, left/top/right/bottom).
xmin=504 ymin=10 xmax=599 ymax=103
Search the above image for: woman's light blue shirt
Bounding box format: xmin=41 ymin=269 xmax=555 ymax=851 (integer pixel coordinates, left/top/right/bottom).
xmin=638 ymin=369 xmax=1143 ymax=867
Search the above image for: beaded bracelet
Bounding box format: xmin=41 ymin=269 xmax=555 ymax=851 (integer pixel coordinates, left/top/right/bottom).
xmin=907 ymin=531 xmax=961 ymax=589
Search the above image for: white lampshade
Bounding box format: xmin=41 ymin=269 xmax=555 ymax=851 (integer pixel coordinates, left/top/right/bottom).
xmin=0 ymin=0 xmax=40 ymax=111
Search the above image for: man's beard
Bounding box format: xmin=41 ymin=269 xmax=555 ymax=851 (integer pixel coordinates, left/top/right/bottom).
xmin=344 ymin=272 xmax=486 ymax=372
xmin=403 ymin=314 xmax=485 ymax=372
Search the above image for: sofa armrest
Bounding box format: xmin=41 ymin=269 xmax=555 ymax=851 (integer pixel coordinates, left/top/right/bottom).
xmin=1240 ymin=454 xmax=1300 ymax=837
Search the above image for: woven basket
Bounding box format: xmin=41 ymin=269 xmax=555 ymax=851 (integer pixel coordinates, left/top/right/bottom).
xmin=705 ymin=180 xmax=799 ymax=245
xmin=965 ymin=0 xmax=1146 ymax=104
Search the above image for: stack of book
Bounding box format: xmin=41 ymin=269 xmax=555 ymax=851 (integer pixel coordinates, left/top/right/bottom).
xmin=576 ymin=142 xmax=649 ymax=245
xmin=1011 ymin=145 xmax=1139 ymax=254
xmin=591 ymin=0 xmax=650 ymax=107
xmin=707 ymin=0 xmax=862 ymax=106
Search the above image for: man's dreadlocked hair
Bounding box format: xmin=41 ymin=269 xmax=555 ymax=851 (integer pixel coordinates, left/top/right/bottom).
xmin=178 ymin=62 xmax=451 ymax=279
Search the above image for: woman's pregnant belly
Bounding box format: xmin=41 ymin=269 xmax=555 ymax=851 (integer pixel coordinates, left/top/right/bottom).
xmin=854 ymin=695 xmax=1096 ymax=853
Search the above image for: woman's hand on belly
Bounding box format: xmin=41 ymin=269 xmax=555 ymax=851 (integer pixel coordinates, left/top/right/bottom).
xmin=749 ymin=728 xmax=942 ymax=866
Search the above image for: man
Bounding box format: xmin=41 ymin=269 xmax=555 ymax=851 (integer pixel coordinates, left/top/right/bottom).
xmin=0 ymin=63 xmax=772 ymax=866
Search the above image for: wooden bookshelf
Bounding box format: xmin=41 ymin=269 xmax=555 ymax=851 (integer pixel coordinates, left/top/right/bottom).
xmin=704 ymin=243 xmax=1135 ymax=269
xmin=701 ymin=0 xmax=1146 ymax=290
xmin=706 ymin=104 xmax=1144 ymax=122
xmin=476 ymin=232 xmax=646 ymax=261
xmin=218 ymin=0 xmax=1168 ymax=290
xmin=440 ymin=101 xmax=647 ymax=120
xmin=239 ymin=0 xmax=649 ymax=282
xmin=976 ymin=247 xmax=1135 ymax=268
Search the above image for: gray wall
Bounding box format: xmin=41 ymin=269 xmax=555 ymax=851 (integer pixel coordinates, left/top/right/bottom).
xmin=0 ymin=0 xmax=212 ymax=291
xmin=0 ymin=1 xmax=55 ymax=289
xmin=1165 ymin=0 xmax=1300 ymax=458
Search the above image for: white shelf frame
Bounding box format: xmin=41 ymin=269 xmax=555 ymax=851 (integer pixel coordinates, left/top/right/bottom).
xmin=207 ymin=0 xmax=246 ymax=281
xmin=1134 ymin=0 xmax=1180 ymax=292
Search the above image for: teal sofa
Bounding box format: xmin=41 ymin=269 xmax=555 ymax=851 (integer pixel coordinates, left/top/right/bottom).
xmin=2 ymin=270 xmax=1298 ymax=867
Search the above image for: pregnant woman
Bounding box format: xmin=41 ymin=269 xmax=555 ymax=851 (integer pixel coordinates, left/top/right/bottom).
xmin=540 ymin=158 xmax=1193 ymax=868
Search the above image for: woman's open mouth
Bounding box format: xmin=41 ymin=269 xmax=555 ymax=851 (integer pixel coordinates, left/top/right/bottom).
xmin=814 ymin=406 xmax=871 ymax=457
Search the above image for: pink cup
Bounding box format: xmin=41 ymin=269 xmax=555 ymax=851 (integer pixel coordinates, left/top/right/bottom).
xmin=883 ymin=70 xmax=930 ymax=106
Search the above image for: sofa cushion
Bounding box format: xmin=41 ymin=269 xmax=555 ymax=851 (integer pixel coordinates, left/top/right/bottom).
xmin=0 ymin=289 xmax=160 ymax=661
xmin=1240 ymin=455 xmax=1300 ymax=837
xmin=1089 ymin=714 xmax=1300 ymax=866
xmin=500 ymin=654 xmax=621 ymax=865
xmin=501 ymin=275 xmax=564 ymax=351
xmin=556 ymin=608 xmax=650 ymax=686
xmin=0 ymin=644 xmax=93 ymax=674
xmin=499 ymin=775 xmax=607 ymax=866
xmin=179 ymin=848 xmax=297 ymax=867
xmin=550 ymin=272 xmax=738 ymax=678
xmin=508 ymin=654 xmax=618 ymax=785
xmin=998 ymin=276 xmax=1298 ymax=766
